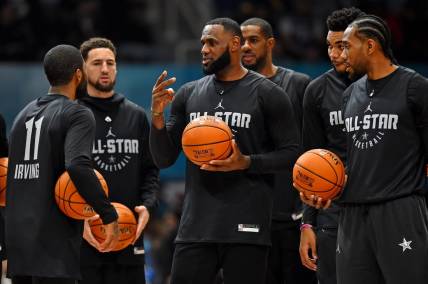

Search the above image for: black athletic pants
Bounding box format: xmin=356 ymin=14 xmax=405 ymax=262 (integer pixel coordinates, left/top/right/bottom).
xmin=79 ymin=264 xmax=146 ymax=284
xmin=266 ymin=221 xmax=316 ymax=284
xmin=12 ymin=276 xmax=76 ymax=284
xmin=170 ymin=242 xmax=269 ymax=284
xmin=337 ymin=195 xmax=428 ymax=284
xmin=316 ymin=227 xmax=337 ymax=284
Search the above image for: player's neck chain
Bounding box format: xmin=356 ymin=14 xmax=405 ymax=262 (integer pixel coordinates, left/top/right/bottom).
xmin=213 ymin=79 xmax=240 ymax=96
xmin=365 ymin=69 xmax=397 ymax=98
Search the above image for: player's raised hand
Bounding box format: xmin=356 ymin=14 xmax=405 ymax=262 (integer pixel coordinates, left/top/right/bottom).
xmin=299 ymin=192 xmax=332 ymax=209
xmin=151 ymin=70 xmax=176 ymax=115
xmin=200 ymin=139 xmax=251 ymax=172
xmin=133 ymin=205 xmax=150 ymax=245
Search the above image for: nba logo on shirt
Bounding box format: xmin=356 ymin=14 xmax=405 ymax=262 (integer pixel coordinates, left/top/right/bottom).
xmin=238 ymin=224 xmax=260 ymax=233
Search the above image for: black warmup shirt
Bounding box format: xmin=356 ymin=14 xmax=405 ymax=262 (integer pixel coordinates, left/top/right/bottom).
xmin=6 ymin=94 xmax=116 ymax=278
xmin=342 ymin=67 xmax=428 ymax=203
xmin=301 ymin=69 xmax=351 ymax=228
xmin=269 ymin=67 xmax=310 ymax=223
xmin=0 ymin=114 xmax=7 ymax=157
xmin=150 ymin=71 xmax=300 ymax=246
xmin=79 ymin=93 xmax=159 ymax=265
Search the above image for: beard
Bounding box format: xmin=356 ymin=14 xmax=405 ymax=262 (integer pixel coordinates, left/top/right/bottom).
xmin=75 ymin=77 xmax=88 ymax=99
xmin=90 ymin=78 xmax=116 ymax=92
xmin=347 ymin=63 xmax=365 ymax=81
xmin=243 ymin=53 xmax=266 ymax=73
xmin=203 ymin=48 xmax=231 ymax=75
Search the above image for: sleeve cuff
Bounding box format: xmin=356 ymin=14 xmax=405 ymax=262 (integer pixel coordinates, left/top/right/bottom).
xmin=99 ymin=205 xmax=119 ymax=224
xmin=247 ymin=154 xmax=261 ymax=174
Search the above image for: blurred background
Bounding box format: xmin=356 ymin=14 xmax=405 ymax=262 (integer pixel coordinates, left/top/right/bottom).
xmin=1 ymin=0 xmax=427 ymax=283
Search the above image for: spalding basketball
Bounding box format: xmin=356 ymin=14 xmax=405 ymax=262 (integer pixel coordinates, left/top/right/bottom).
xmin=89 ymin=202 xmax=137 ymax=251
xmin=55 ymin=170 xmax=109 ymax=219
xmin=182 ymin=116 xmax=233 ymax=166
xmin=0 ymin=157 xmax=7 ymax=207
xmin=293 ymin=149 xmax=345 ymax=200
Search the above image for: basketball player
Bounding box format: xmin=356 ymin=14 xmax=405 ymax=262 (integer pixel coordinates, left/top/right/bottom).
xmin=240 ymin=18 xmax=315 ymax=284
xmin=150 ymin=18 xmax=300 ymax=284
xmin=78 ymin=37 xmax=159 ymax=284
xmin=336 ymin=14 xmax=428 ymax=283
xmin=0 ymin=113 xmax=7 ymax=280
xmin=298 ymin=7 xmax=364 ymax=284
xmin=5 ymin=45 xmax=119 ymax=284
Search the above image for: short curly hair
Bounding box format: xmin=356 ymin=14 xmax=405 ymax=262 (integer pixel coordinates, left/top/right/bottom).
xmin=80 ymin=37 xmax=117 ymax=60
xmin=326 ymin=7 xmax=365 ymax=32
xmin=43 ymin=44 xmax=83 ymax=86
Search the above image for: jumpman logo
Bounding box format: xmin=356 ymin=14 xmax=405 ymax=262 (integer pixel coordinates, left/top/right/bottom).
xmin=106 ymin=127 xmax=116 ymax=138
xmin=214 ymin=99 xmax=225 ymax=110
xmin=364 ymin=101 xmax=373 ymax=113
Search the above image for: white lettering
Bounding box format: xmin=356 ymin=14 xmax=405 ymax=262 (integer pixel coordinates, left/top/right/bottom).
xmin=231 ymin=113 xmax=241 ymax=127
xmin=13 ymin=163 xmax=39 ymax=179
xmin=388 ymin=114 xmax=398 ymax=129
xmin=189 ymin=112 xmax=252 ymax=129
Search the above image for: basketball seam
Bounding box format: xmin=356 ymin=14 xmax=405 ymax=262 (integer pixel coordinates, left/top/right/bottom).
xmin=295 ymin=163 xmax=342 ymax=189
xmin=54 ymin=195 xmax=89 ymax=204
xmin=62 ymin=177 xmax=69 ymax=217
xmin=183 ymin=124 xmax=232 ymax=139
xmin=182 ymin=138 xmax=231 ymax=147
xmin=217 ymin=141 xmax=232 ymax=160
xmin=68 ymin=191 xmax=93 ymax=218
xmin=294 ymin=179 xmax=336 ymax=193
xmin=305 ymin=151 xmax=341 ymax=184
xmin=184 ymin=141 xmax=231 ymax=163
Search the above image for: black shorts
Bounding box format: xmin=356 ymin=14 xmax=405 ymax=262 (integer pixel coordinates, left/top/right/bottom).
xmin=170 ymin=242 xmax=268 ymax=284
xmin=79 ymin=264 xmax=145 ymax=284
xmin=337 ymin=195 xmax=428 ymax=284
xmin=316 ymin=227 xmax=337 ymax=284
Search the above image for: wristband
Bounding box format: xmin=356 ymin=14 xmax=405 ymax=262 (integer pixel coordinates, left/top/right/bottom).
xmin=300 ymin=223 xmax=313 ymax=231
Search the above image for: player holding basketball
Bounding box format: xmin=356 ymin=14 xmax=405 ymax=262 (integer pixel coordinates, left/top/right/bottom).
xmin=298 ymin=7 xmax=364 ymax=284
xmin=5 ymin=45 xmax=119 ymax=284
xmin=240 ymin=17 xmax=315 ymax=284
xmin=78 ymin=37 xmax=159 ymax=284
xmin=150 ymin=18 xmax=300 ymax=284
xmin=335 ymin=14 xmax=428 ymax=283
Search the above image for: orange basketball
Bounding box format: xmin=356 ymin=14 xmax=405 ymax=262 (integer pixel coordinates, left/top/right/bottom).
xmin=0 ymin=157 xmax=7 ymax=207
xmin=293 ymin=149 xmax=345 ymax=200
xmin=89 ymin=202 xmax=137 ymax=251
xmin=55 ymin=170 xmax=109 ymax=219
xmin=182 ymin=116 xmax=233 ymax=166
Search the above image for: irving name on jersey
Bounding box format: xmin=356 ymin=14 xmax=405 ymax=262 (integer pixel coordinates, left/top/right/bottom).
xmin=14 ymin=163 xmax=39 ymax=180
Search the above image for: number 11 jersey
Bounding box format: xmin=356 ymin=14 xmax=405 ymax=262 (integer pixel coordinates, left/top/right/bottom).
xmin=6 ymin=94 xmax=95 ymax=278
